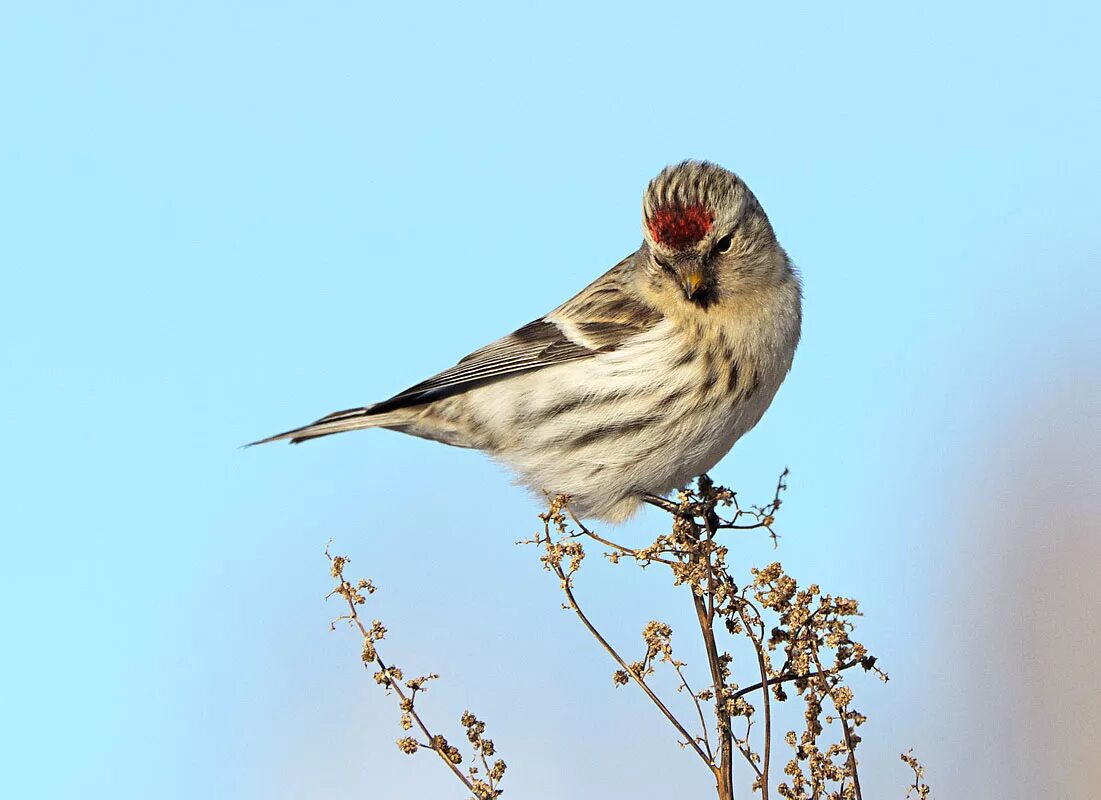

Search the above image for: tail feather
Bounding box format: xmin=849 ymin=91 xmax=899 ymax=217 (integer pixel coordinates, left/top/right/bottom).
xmin=248 ymin=405 xmax=392 ymax=446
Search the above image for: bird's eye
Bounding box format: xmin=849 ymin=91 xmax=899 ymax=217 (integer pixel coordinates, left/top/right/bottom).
xmin=710 ymin=232 xmax=735 ymax=260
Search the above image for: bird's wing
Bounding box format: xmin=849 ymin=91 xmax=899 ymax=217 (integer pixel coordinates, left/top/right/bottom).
xmin=368 ymin=254 xmax=662 ymax=414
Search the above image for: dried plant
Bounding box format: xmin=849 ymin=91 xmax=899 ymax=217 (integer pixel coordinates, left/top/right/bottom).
xmin=901 ymin=750 xmax=931 ymax=800
xmin=325 ymin=473 xmax=930 ymax=799
xmin=326 ymin=545 xmax=506 ymax=799
xmin=521 ymin=472 xmax=929 ymax=800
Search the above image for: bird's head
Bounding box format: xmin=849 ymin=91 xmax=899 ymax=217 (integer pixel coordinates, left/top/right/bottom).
xmin=640 ymin=160 xmax=787 ymax=308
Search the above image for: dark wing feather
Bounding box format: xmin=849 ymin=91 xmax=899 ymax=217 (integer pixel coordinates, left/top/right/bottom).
xmin=367 ymin=320 xmax=591 ymax=414
xmin=367 ymin=253 xmax=662 ymax=415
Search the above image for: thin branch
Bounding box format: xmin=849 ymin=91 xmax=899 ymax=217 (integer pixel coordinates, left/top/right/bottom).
xmin=696 ymin=506 xmax=740 ymax=798
xmin=477 ymin=746 xmax=495 ymax=795
xmin=672 ymin=660 xmax=713 ymax=762
xmin=738 ymin=600 xmax=772 ymax=800
xmin=688 ymin=572 xmax=737 ymax=793
xmin=330 ymin=571 xmax=474 ymax=793
xmin=715 ymin=521 xmax=774 ymax=531
xmin=730 ymin=659 xmax=864 ymax=703
xmin=701 ymin=519 xmax=717 ymax=626
xmin=564 ymin=506 xmax=678 ymax=566
xmin=541 ymin=532 xmax=714 ymax=769
xmin=643 ymin=493 xmax=690 ymax=516
xmin=733 ymin=716 xmax=763 ymax=782
xmin=732 ymin=719 xmax=764 ymax=783
xmin=839 ymin=710 xmax=864 ymax=800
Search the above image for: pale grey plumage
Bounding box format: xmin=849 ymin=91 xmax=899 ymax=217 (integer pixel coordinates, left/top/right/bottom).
xmin=254 ymin=161 xmax=802 ymax=522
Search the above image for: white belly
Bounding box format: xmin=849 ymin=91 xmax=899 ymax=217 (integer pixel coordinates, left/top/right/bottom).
xmin=459 ymin=311 xmax=796 ymax=522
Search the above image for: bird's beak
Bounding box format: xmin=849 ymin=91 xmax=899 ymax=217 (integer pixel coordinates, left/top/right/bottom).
xmin=679 ymin=265 xmax=706 ymax=300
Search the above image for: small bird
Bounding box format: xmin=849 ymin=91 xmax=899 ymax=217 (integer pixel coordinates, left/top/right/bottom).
xmin=255 ymin=161 xmax=801 ymax=522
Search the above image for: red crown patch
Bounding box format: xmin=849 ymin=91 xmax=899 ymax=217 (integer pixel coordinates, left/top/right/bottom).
xmin=647 ymin=205 xmax=714 ymax=249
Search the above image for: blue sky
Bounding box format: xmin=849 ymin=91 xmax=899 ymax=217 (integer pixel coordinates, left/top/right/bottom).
xmin=2 ymin=2 xmax=1098 ymax=798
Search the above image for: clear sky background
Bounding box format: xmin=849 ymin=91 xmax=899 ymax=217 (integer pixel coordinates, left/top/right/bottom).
xmin=2 ymin=2 xmax=1098 ymax=798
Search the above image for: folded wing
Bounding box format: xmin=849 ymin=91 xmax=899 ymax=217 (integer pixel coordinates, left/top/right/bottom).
xmin=370 ymin=254 xmax=662 ymax=414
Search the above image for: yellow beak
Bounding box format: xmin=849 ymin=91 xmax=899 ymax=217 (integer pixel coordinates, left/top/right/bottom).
xmin=680 ymin=267 xmax=706 ymax=300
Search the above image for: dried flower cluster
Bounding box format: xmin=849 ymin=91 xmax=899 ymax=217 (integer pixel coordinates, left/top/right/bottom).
xmin=323 ymin=472 xmax=930 ymax=800
xmin=326 ymin=544 xmax=506 ymax=799
xmin=901 ymin=750 xmax=931 ymax=800
xmin=523 ymin=473 xmax=929 ymax=800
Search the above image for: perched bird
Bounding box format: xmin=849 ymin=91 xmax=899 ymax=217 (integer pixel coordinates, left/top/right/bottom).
xmin=255 ymin=161 xmax=801 ymax=522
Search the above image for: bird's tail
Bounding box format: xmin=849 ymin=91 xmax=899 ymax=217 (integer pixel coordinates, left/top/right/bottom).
xmin=248 ymin=405 xmax=398 ymax=446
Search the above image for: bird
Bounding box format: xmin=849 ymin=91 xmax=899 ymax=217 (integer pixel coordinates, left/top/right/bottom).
xmin=253 ymin=160 xmax=802 ymax=523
